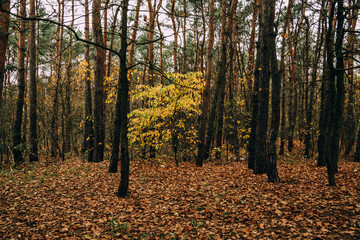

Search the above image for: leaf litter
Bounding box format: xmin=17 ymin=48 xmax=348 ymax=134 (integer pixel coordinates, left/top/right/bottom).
xmin=0 ymin=156 xmax=359 ymax=239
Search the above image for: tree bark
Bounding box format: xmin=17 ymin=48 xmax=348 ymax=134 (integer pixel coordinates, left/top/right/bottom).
xmin=279 ymin=0 xmax=294 ymax=155
xmin=147 ymin=0 xmax=156 ymax=159
xmin=305 ymin=0 xmax=325 ymax=158
xmin=181 ymin=0 xmax=187 ymax=74
xmin=64 ymin=0 xmax=74 ymax=154
xmin=214 ymin=0 xmax=238 ymax=160
xmin=267 ymin=0 xmax=280 ymax=183
xmin=29 ymin=0 xmax=38 ymax=162
xmin=343 ymin=0 xmax=358 ymax=155
xmin=82 ymin=0 xmax=94 ymax=162
xmin=329 ymin=0 xmax=345 ymax=178
xmin=115 ymin=0 xmax=130 ymax=198
xmin=51 ymin=0 xmax=64 ymax=158
xmin=245 ymin=0 xmax=258 ymax=112
xmin=253 ymin=0 xmax=271 ymax=174
xmin=128 ymin=0 xmax=141 ymax=68
xmin=92 ymin=0 xmax=106 ymax=162
xmin=13 ymin=0 xmax=26 ymax=165
xmin=196 ymin=0 xmax=215 ymax=167
xmin=0 ymin=0 xmax=10 ymax=107
xmin=170 ymin=0 xmax=178 ymax=73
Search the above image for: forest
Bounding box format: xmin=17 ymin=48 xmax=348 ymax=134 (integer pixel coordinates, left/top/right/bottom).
xmin=0 ymin=0 xmax=359 ymax=239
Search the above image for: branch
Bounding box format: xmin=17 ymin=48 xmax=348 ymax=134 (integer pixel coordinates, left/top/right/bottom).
xmin=1 ymin=9 xmax=123 ymax=60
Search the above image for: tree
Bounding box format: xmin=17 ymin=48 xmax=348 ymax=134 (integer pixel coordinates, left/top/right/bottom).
xmin=196 ymin=0 xmax=215 ymax=167
xmin=29 ymin=0 xmax=38 ymax=162
xmin=343 ymin=0 xmax=359 ymax=155
xmin=304 ymin=0 xmax=325 ymax=158
xmin=248 ymin=0 xmax=260 ymax=169
xmin=13 ymin=0 xmax=27 ymax=165
xmin=128 ymin=0 xmax=141 ymax=68
xmin=319 ymin=0 xmax=346 ymax=186
xmin=181 ymin=0 xmax=187 ymax=74
xmin=50 ymin=0 xmax=64 ymax=158
xmin=214 ymin=0 xmax=238 ymax=160
xmin=0 ymin=0 xmax=10 ymax=107
xmin=92 ymin=0 xmax=106 ymax=162
xmin=278 ymin=0 xmax=293 ymax=155
xmin=63 ymin=0 xmax=75 ymax=154
xmin=266 ymin=0 xmax=280 ymax=183
xmin=252 ymin=0 xmax=272 ymax=174
xmin=115 ymin=0 xmax=130 ymax=198
xmin=82 ymin=0 xmax=94 ymax=162
xmin=170 ymin=0 xmax=178 ymax=73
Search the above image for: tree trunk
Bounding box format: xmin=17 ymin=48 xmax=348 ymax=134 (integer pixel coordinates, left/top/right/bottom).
xmin=196 ymin=0 xmax=215 ymax=167
xmin=82 ymin=0 xmax=94 ymax=162
xmin=203 ymin=0 xmax=229 ymax=162
xmin=245 ymin=0 xmax=258 ymax=112
xmin=51 ymin=0 xmax=64 ymax=158
xmin=286 ymin=0 xmax=297 ymax=153
xmin=156 ymin=0 xmax=163 ymax=83
xmin=215 ymin=0 xmax=238 ymax=160
xmin=305 ymin=0 xmax=325 ymax=158
xmin=279 ymin=0 xmax=294 ymax=155
xmin=267 ymin=0 xmax=280 ymax=183
xmin=170 ymin=0 xmax=178 ymax=73
xmin=64 ymin=0 xmax=74 ymax=155
xmin=147 ymin=0 xmax=156 ymax=159
xmin=329 ymin=0 xmax=345 ymax=177
xmin=29 ymin=0 xmax=38 ymax=162
xmin=0 ymin=0 xmax=10 ymax=107
xmin=92 ymin=0 xmax=106 ymax=162
xmin=128 ymin=0 xmax=141 ymax=68
xmin=181 ymin=0 xmax=187 ymax=74
xmin=355 ymin=128 xmax=360 ymax=162
xmin=13 ymin=0 xmax=26 ymax=165
xmin=343 ymin=0 xmax=358 ymax=155
xmin=253 ymin=0 xmax=271 ymax=174
xmin=227 ymin=5 xmax=239 ymax=157
xmin=115 ymin=0 xmax=130 ymax=198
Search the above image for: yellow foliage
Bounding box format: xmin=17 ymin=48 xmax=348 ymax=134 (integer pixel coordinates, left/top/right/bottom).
xmin=128 ymin=72 xmax=203 ymax=154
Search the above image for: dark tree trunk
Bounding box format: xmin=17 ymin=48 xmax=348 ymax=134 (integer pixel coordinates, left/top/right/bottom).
xmin=214 ymin=0 xmax=228 ymax=160
xmin=115 ymin=0 xmax=130 ymax=198
xmin=252 ymin=0 xmax=271 ymax=174
xmin=267 ymin=0 xmax=280 ymax=183
xmin=0 ymin=0 xmax=10 ymax=107
xmin=317 ymin=64 xmax=331 ymax=167
xmin=320 ymin=0 xmax=346 ymax=186
xmin=82 ymin=0 xmax=94 ymax=162
xmin=196 ymin=0 xmax=215 ymax=167
xmin=29 ymin=0 xmax=38 ymax=162
xmin=330 ymin=0 xmax=345 ymax=175
xmin=13 ymin=0 xmax=26 ymax=165
xmin=92 ymin=0 xmax=106 ymax=162
xmin=355 ymin=128 xmax=360 ymax=162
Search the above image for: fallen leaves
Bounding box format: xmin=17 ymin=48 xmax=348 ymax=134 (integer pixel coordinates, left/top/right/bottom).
xmin=0 ymin=157 xmax=359 ymax=239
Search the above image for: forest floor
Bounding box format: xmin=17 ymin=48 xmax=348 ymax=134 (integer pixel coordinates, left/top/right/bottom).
xmin=0 ymin=152 xmax=359 ymax=239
